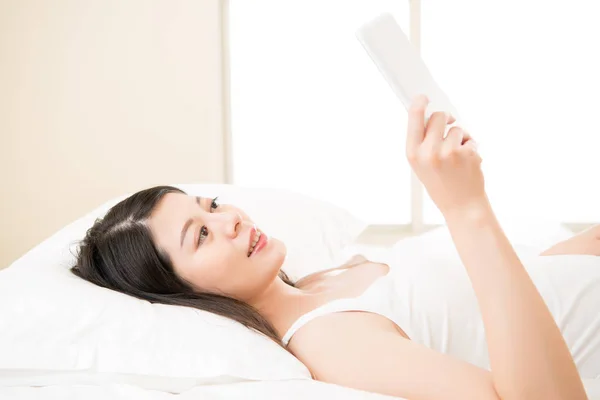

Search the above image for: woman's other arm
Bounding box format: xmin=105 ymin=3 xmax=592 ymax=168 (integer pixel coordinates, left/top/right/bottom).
xmin=541 ymin=224 xmax=600 ymax=256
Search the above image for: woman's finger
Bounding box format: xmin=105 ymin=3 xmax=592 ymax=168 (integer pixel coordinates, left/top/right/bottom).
xmin=459 ymin=138 xmax=482 ymax=162
xmin=424 ymin=111 xmax=450 ymax=147
xmin=406 ymin=95 xmax=429 ymax=155
xmin=461 ymin=130 xmax=474 ymax=145
xmin=443 ymin=126 xmax=465 ymax=151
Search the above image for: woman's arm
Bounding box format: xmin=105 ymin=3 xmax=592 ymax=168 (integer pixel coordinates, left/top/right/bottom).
xmin=445 ymin=203 xmax=586 ymax=399
xmin=541 ymin=224 xmax=600 ymax=256
xmin=406 ymin=96 xmax=586 ymax=399
xmin=290 ymin=98 xmax=587 ymax=399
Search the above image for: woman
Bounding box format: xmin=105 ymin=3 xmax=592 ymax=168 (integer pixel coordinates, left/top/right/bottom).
xmin=72 ymin=96 xmax=591 ymax=399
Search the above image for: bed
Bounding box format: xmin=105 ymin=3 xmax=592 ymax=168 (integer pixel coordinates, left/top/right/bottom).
xmin=2 ymin=373 xmax=600 ymax=399
xmin=1 ymin=184 xmax=599 ymax=399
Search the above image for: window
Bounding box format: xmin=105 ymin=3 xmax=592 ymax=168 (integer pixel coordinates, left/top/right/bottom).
xmin=421 ymin=0 xmax=600 ymax=224
xmin=229 ymin=1 xmax=599 ymax=227
xmin=229 ymin=1 xmax=410 ymax=224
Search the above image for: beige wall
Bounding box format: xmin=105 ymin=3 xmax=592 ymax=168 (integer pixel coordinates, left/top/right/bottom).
xmin=0 ymin=0 xmax=227 ymax=268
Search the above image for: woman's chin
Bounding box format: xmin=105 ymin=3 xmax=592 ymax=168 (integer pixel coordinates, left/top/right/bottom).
xmin=252 ymin=237 xmax=286 ymax=268
xmin=250 ymin=239 xmax=287 ymax=286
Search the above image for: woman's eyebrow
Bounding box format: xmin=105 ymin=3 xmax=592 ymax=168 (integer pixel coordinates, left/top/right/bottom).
xmin=179 ymin=197 xmax=204 ymax=248
xmin=180 ymin=219 xmax=193 ymax=248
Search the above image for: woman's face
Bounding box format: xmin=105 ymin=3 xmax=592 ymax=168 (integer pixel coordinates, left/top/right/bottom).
xmin=148 ymin=192 xmax=287 ymax=302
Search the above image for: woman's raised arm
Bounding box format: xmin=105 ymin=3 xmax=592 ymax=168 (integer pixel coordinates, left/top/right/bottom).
xmin=406 ymin=95 xmax=586 ymax=399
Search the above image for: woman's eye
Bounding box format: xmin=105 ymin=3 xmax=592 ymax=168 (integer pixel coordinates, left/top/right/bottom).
xmin=210 ymin=196 xmax=219 ymax=211
xmin=198 ymin=226 xmax=209 ymax=247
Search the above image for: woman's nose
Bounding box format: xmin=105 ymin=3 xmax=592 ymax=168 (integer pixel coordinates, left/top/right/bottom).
xmin=219 ymin=211 xmax=242 ymax=238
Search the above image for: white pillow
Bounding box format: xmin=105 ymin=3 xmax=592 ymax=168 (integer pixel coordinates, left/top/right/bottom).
xmin=0 ymin=184 xmax=366 ymax=391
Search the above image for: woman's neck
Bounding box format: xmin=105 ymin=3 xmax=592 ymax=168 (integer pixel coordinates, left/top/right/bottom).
xmin=250 ymin=276 xmax=312 ymax=338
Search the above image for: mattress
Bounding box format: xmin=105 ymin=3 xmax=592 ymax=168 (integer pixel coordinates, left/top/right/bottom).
xmin=2 ymin=378 xmax=599 ymax=399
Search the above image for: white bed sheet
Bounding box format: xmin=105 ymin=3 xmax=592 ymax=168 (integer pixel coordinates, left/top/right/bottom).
xmin=1 ymin=380 xmax=401 ymax=400
xmin=2 ymin=379 xmax=599 ymax=399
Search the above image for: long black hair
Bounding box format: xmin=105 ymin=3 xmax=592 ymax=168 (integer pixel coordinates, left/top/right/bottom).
xmin=71 ymin=185 xmax=294 ymax=345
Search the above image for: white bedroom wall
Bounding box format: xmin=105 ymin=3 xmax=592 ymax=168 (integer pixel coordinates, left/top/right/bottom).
xmin=0 ymin=0 xmax=227 ymax=268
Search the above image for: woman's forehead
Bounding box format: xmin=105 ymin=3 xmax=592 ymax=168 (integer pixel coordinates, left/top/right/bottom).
xmin=148 ymin=193 xmax=197 ymax=248
xmin=154 ymin=192 xmax=194 ymax=216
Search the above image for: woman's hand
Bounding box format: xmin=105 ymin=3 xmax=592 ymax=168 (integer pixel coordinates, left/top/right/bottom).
xmin=541 ymin=224 xmax=600 ymax=256
xmin=406 ymin=95 xmax=487 ymax=218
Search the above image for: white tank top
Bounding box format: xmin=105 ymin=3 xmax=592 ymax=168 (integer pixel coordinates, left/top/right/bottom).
xmin=281 ymin=251 xmax=600 ymax=379
xmin=282 ymin=272 xmax=405 ymax=346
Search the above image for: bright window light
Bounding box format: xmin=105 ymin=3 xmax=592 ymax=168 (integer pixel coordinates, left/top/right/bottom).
xmin=229 ymin=1 xmax=410 ymax=224
xmin=422 ymin=0 xmax=600 ymax=224
xmin=230 ymin=1 xmax=599 ymax=226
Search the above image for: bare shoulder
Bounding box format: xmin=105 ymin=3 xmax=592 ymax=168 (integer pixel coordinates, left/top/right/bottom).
xmin=287 ymin=312 xmax=405 ymax=383
xmin=288 ymin=311 xmax=401 ymax=355
xmin=287 ymin=312 xmax=499 ymax=400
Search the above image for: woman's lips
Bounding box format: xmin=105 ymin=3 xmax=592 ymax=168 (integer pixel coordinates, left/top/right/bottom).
xmin=250 ymin=231 xmax=268 ymax=257
xmin=248 ymin=226 xmax=257 ymax=255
